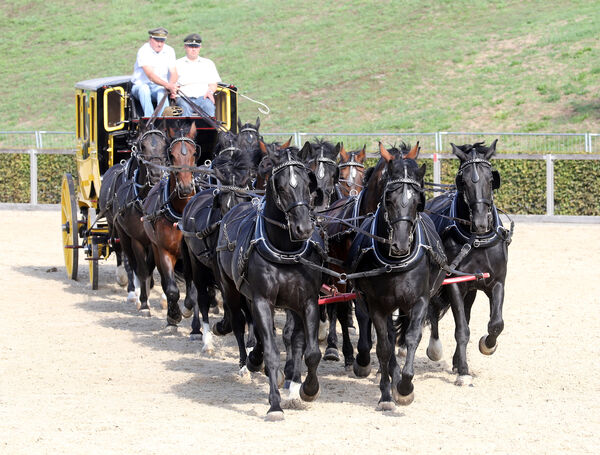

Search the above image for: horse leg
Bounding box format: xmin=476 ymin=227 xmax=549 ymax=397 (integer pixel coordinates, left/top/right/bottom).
xmin=130 ymin=239 xmax=152 ymax=316
xmin=179 ymin=239 xmax=195 ymax=319
xmin=353 ymin=297 xmax=372 ymax=377
xmin=154 ymin=246 xmax=182 ymax=327
xmin=323 ymin=303 xmax=340 ymax=362
xmin=282 ymin=310 xmax=295 ymax=386
xmin=282 ymin=311 xmax=305 ymax=407
xmin=394 ymin=296 xmax=427 ymax=405
xmin=371 ymin=309 xmax=394 ymax=411
xmin=426 ymin=295 xmax=444 ymax=361
xmin=481 ymin=284 xmax=504 ymax=355
xmin=213 ymin=300 xmax=233 ymax=336
xmin=219 ymin=275 xmax=248 ymax=372
xmin=448 ymin=284 xmax=472 ymax=385
xmin=336 ymin=301 xmax=355 ymax=369
xmin=252 ymin=297 xmax=283 ymax=420
xmin=318 ymin=304 xmax=328 ymax=342
xmin=116 ymin=230 xmax=140 ymax=305
xmin=242 ymin=297 xmax=256 ymax=351
xmin=300 ymin=298 xmax=321 ymax=402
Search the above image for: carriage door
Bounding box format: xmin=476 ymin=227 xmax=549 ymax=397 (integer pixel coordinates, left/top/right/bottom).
xmin=103 ymin=87 xmax=126 ymax=167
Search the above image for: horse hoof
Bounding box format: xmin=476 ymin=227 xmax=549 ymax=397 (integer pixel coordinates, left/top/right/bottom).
xmin=238 ymin=366 xmax=250 ymax=378
xmin=189 ymin=333 xmax=202 ymax=341
xmin=167 ymin=317 xmax=181 ymax=326
xmin=211 ymin=321 xmax=227 ymax=336
xmin=396 ymin=346 xmax=407 ymax=358
xmin=300 ymin=383 xmax=320 ymax=402
xmin=426 ymin=337 xmax=443 ymax=361
xmin=128 ymin=292 xmax=138 ymax=305
xmin=181 ymin=307 xmax=192 ymax=319
xmin=139 ymin=309 xmax=151 ymax=318
xmin=246 ymin=356 xmax=263 ymax=373
xmin=353 ymin=359 xmax=371 ymax=378
xmin=162 ymin=324 xmax=178 ymax=335
xmin=265 ymin=411 xmax=284 ymax=422
xmin=323 ymin=347 xmax=340 ymax=362
xmin=344 ymin=364 xmax=353 ymax=372
xmin=376 ymin=401 xmax=396 ymax=411
xmin=479 ymin=335 xmax=497 ymax=355
xmin=318 ymin=321 xmax=328 ymax=342
xmin=202 ymin=344 xmax=214 ymax=355
xmin=455 ymin=374 xmax=473 ymax=387
xmin=116 ymin=266 xmax=128 ymax=287
xmin=393 ymin=389 xmax=414 ymax=406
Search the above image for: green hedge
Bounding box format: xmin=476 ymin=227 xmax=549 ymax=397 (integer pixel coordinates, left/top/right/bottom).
xmin=362 ymin=156 xmax=600 ymax=215
xmin=1 ymin=153 xmax=598 ymax=215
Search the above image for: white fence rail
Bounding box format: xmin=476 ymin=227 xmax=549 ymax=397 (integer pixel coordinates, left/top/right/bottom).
xmin=1 ymin=130 xmax=599 ymax=219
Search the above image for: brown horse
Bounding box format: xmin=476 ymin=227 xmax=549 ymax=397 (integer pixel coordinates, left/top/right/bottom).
xmin=143 ymin=120 xmax=199 ymax=329
xmin=337 ymin=144 xmax=366 ymax=198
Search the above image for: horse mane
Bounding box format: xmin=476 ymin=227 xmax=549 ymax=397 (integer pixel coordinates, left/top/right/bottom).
xmin=311 ymin=138 xmax=338 ymax=160
xmin=165 ymin=118 xmax=194 ymax=138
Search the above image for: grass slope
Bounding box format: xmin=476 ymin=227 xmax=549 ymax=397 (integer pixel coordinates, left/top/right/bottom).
xmin=0 ymin=0 xmax=598 ymax=133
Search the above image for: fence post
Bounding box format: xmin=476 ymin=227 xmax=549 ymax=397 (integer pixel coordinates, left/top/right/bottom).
xmin=545 ymin=154 xmax=554 ymax=216
xmin=29 ymin=131 xmax=43 ymax=205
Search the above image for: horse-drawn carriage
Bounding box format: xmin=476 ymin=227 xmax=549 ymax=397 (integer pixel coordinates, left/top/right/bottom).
xmin=61 ymin=75 xmax=239 ymax=289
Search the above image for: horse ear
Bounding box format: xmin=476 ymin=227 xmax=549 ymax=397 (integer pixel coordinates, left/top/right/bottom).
xmin=339 ymin=144 xmax=349 ymax=162
xmin=334 ymin=142 xmax=342 ymax=159
xmin=357 ymin=144 xmax=367 ymax=162
xmin=281 ymin=136 xmax=293 ymax=149
xmin=299 ymin=141 xmax=312 ymax=162
xmin=451 ymin=143 xmax=468 ymax=162
xmin=259 ymin=140 xmax=268 ymax=155
xmin=417 ymin=163 xmax=427 ymax=180
xmin=379 ymin=142 xmax=394 ymax=162
xmin=255 ymin=117 xmax=260 ymax=129
xmin=405 ymin=141 xmax=420 ymax=160
xmin=485 ymin=139 xmax=498 ymax=160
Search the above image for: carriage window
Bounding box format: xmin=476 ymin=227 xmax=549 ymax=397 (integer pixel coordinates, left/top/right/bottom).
xmin=90 ymin=94 xmax=97 ymax=146
xmin=214 ymin=87 xmax=230 ymax=130
xmin=104 ymin=87 xmax=125 ymax=132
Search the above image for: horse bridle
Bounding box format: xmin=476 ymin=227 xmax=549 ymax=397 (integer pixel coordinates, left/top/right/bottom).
xmin=309 ymin=149 xmax=338 ymax=207
xmin=135 ymin=128 xmax=169 ymax=185
xmin=338 ymin=152 xmax=365 ymax=196
xmin=380 ymin=174 xmax=423 ymax=257
xmin=457 ymin=157 xmax=494 ymax=231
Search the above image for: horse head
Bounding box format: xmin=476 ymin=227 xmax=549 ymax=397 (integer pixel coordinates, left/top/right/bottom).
xmin=167 ymin=119 xmax=198 ymax=198
xmin=299 ymin=138 xmax=341 ymax=212
xmin=136 ymin=124 xmax=169 ymax=186
xmin=237 ymin=117 xmax=262 ymax=150
xmin=212 ymin=148 xmax=255 ymax=215
xmin=215 ymin=130 xmax=240 ymax=157
xmin=259 ymin=137 xmax=320 ymax=242
xmin=451 ymin=139 xmax=499 ymax=234
xmin=338 ymin=144 xmax=366 ymax=197
xmin=378 ymin=141 xmax=426 ymax=257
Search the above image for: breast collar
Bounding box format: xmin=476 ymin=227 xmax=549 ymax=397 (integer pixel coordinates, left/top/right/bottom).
xmin=447 ymin=193 xmax=504 ymax=248
xmin=350 ymin=191 xmax=364 ymax=226
xmin=161 ymin=175 xmax=184 ymax=223
xmin=253 ymin=201 xmax=320 ymax=265
xmin=366 ymin=206 xmax=426 ymax=272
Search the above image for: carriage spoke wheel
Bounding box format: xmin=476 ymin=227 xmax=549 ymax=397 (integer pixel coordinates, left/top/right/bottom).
xmin=87 ymin=207 xmax=99 ymax=290
xmin=61 ymin=173 xmax=79 ymax=281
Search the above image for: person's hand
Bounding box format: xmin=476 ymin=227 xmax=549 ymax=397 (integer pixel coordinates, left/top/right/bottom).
xmin=166 ymin=82 xmax=179 ymax=96
xmin=205 ymin=91 xmax=215 ymax=103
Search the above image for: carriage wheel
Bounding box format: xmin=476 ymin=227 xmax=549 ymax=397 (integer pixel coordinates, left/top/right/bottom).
xmin=87 ymin=208 xmax=99 ymax=290
xmin=61 ymin=173 xmax=79 ymax=281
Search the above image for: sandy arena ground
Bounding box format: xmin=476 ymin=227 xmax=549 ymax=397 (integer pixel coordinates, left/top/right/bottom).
xmin=0 ymin=209 xmax=599 ymax=454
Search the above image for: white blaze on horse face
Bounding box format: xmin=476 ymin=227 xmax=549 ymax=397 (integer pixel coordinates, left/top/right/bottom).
xmin=289 ymin=164 xmax=298 ymax=188
xmin=318 ymin=162 xmax=325 ymax=179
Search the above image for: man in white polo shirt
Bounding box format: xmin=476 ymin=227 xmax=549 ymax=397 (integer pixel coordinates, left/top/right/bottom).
xmin=175 ymin=33 xmax=221 ymax=117
xmin=131 ymin=27 xmax=179 ymax=117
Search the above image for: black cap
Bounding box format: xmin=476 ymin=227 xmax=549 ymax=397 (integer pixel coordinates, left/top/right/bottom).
xmin=148 ymin=27 xmax=168 ymax=41
xmin=183 ymin=33 xmax=202 ymax=47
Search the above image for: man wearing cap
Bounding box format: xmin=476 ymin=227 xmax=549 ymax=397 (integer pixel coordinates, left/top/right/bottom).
xmin=175 ymin=33 xmax=221 ymax=117
xmin=131 ymin=27 xmax=179 ymax=117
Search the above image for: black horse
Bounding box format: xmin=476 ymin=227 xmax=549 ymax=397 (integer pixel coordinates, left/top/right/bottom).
xmin=107 ymin=124 xmax=170 ymax=312
xmin=347 ymin=142 xmax=447 ymax=410
xmin=425 ymin=140 xmax=511 ymax=386
xmin=179 ymin=145 xmax=260 ymax=354
xmin=216 ymin=140 xmax=325 ymax=420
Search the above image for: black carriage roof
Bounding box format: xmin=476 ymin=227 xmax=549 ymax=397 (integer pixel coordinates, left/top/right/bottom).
xmin=75 ymin=76 xmax=132 ymax=91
